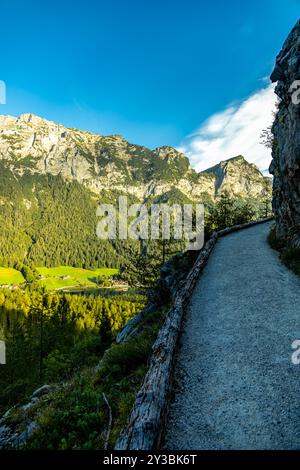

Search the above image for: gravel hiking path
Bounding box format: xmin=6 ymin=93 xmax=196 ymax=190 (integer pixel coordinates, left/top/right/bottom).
xmin=164 ymin=222 xmax=300 ymax=450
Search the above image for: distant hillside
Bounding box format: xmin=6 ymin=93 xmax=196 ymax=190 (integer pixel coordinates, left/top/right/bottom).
xmin=203 ymin=155 xmax=272 ymax=198
xmin=0 ymin=114 xmax=271 ymax=201
xmin=0 ymin=114 xmax=272 ymax=268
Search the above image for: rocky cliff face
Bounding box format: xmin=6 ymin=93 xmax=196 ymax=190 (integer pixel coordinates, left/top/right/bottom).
xmin=204 ymin=155 xmax=271 ymax=199
xmin=0 ymin=113 xmax=271 ymax=202
xmin=270 ymin=20 xmax=300 ymax=247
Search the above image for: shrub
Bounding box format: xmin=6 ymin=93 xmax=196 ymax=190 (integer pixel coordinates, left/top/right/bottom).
xmin=268 ymin=226 xmax=300 ymax=276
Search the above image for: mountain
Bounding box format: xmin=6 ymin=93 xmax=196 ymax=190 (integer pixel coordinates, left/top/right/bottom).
xmin=0 ymin=113 xmax=272 ymax=268
xmin=0 ymin=113 xmax=271 ymax=202
xmin=204 ymin=155 xmax=272 ymax=199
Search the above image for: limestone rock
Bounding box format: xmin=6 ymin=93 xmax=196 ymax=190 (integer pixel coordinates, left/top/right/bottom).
xmin=270 ymin=20 xmax=300 ymax=247
xmin=0 ymin=113 xmax=271 ymax=203
xmin=31 ymin=384 xmax=52 ymax=399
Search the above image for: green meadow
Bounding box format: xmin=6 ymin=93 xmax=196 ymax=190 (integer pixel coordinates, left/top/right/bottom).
xmin=0 ymin=268 xmax=25 ymax=285
xmin=37 ymin=266 xmax=118 ymax=290
xmin=0 ymin=266 xmax=118 ymax=291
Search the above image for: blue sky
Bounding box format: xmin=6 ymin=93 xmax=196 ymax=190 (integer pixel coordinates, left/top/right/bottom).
xmin=0 ymin=0 xmax=299 ymax=170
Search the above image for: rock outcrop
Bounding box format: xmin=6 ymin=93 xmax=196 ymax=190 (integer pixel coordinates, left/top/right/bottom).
xmin=204 ymin=155 xmax=272 ymax=199
xmin=0 ymin=384 xmax=53 ymax=449
xmin=270 ymin=19 xmax=300 ymax=247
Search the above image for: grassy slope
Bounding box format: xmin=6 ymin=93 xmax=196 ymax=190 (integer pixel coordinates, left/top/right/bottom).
xmin=0 ymin=266 xmax=118 ymax=290
xmin=23 ymin=306 xmax=167 ymax=450
xmin=0 ymin=268 xmax=25 ymax=285
xmin=36 ymin=267 xmax=118 ymax=290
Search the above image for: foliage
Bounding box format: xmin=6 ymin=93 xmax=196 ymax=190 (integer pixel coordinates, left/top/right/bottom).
xmin=120 ymin=245 xmax=161 ymax=290
xmin=205 ymin=194 xmax=271 ymax=237
xmin=0 ymin=288 xmax=145 ymax=415
xmin=0 ymin=166 xmax=136 ymax=269
xmin=268 ymin=226 xmax=300 ymax=276
xmin=260 ymin=126 xmax=274 ymax=149
xmin=15 ymin=264 xmax=40 ymax=283
xmin=24 ymin=307 xmax=166 ymax=450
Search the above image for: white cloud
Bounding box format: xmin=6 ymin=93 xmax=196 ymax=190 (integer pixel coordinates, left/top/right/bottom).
xmin=178 ymin=84 xmax=277 ymax=174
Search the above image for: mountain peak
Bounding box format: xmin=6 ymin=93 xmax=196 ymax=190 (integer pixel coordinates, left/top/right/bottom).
xmin=226 ymin=155 xmax=247 ymax=163
xmin=154 ymin=146 xmax=185 ymax=159
xmin=0 ymin=113 xmax=271 ymax=202
xmin=205 ymin=155 xmax=260 ymax=173
xmin=19 ymin=113 xmax=44 ymax=123
xmin=203 ymin=154 xmax=270 ymax=198
xmin=17 ymin=113 xmax=67 ymax=130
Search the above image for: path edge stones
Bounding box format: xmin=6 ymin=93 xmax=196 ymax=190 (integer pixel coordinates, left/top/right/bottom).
xmin=114 ymin=217 xmax=273 ymax=450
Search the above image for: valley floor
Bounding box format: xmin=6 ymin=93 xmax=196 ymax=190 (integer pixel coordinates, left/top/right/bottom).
xmin=164 ymin=222 xmax=300 ymax=449
xmin=0 ymin=266 xmax=118 ymax=291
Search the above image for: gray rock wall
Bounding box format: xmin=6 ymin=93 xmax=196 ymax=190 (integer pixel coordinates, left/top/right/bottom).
xmin=270 ymin=20 xmax=300 ymax=247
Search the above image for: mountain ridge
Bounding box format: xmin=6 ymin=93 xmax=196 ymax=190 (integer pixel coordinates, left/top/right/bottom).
xmin=0 ymin=113 xmax=271 ymax=202
xmin=0 ymin=112 xmax=273 ymax=269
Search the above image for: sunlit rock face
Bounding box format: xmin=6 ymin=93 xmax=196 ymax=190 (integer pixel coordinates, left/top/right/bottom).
xmin=270 ymin=19 xmax=300 ymax=247
xmin=0 ymin=113 xmax=271 ymax=203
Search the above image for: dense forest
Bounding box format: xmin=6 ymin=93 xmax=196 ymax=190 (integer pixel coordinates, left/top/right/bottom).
xmin=0 ymin=288 xmax=145 ymax=415
xmin=0 ymin=187 xmax=272 ymax=448
xmin=0 ymin=160 xmax=271 ymax=271
xmin=0 ymin=163 xmax=138 ymax=269
xmin=0 ymin=156 xmax=273 ymax=449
